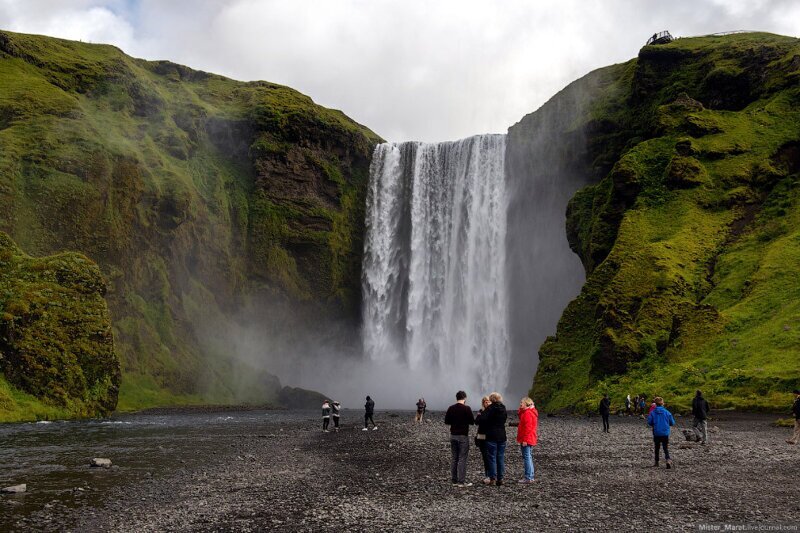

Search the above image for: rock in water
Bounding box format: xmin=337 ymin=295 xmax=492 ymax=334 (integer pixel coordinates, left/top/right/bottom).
xmin=91 ymin=458 xmax=112 ymax=468
xmin=2 ymin=484 xmax=27 ymax=493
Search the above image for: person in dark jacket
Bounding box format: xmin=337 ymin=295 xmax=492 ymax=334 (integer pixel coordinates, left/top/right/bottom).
xmin=363 ymin=396 xmax=377 ymax=431
xmin=444 ymin=390 xmax=475 ymax=487
xmin=787 ymin=389 xmax=800 ymax=445
xmin=647 ymin=396 xmax=676 ymax=468
xmin=321 ymin=400 xmax=331 ymax=432
xmin=474 ymin=396 xmax=492 ymax=483
xmin=331 ymin=401 xmax=341 ymax=431
xmin=482 ymin=392 xmax=508 ymax=486
xmin=415 ymin=398 xmax=427 ymax=423
xmin=599 ymin=394 xmax=611 ymax=433
xmin=691 ymin=390 xmax=710 ymax=445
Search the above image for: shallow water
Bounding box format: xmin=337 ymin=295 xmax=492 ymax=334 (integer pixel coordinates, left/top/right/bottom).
xmin=0 ymin=409 xmax=308 ymax=530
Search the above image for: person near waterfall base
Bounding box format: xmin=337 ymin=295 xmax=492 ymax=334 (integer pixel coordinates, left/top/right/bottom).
xmin=691 ymin=390 xmax=710 ymax=445
xmin=599 ymin=394 xmax=611 ymax=433
xmin=321 ymin=400 xmax=331 ymax=432
xmin=474 ymin=396 xmax=492 ymax=482
xmin=483 ymin=392 xmax=508 ymax=486
xmin=416 ymin=398 xmax=427 ymax=422
xmin=363 ymin=396 xmax=377 ymax=431
xmin=331 ymin=400 xmax=341 ymax=431
xmin=647 ymin=396 xmax=675 ymax=468
xmin=787 ymin=389 xmax=800 ymax=445
xmin=444 ymin=390 xmax=475 ymax=487
xmin=517 ymin=397 xmax=538 ymax=483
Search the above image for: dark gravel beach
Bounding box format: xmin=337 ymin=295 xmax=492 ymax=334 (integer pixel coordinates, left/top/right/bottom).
xmin=2 ymin=410 xmax=799 ymax=532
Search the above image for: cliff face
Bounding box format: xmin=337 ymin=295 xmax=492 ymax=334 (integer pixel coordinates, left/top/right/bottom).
xmin=0 ymin=30 xmax=380 ymax=416
xmin=527 ymin=32 xmax=800 ymax=412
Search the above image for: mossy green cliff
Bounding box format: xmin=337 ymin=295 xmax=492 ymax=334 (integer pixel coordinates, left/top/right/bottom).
xmin=527 ymin=32 xmax=800 ymax=412
xmin=0 ymin=30 xmax=380 ymax=419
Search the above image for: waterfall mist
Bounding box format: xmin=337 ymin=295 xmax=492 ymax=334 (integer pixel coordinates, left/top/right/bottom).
xmin=361 ymin=135 xmax=510 ymax=403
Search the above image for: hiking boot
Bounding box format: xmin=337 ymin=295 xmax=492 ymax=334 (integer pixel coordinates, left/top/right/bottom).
xmin=666 ymin=460 xmax=672 ymax=469
xmin=458 ymin=482 xmax=473 ymax=488
xmin=496 ymin=479 xmax=503 ymax=487
xmin=482 ymin=478 xmax=495 ymax=486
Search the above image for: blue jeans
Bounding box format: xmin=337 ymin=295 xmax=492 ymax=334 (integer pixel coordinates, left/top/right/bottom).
xmin=485 ymin=441 xmax=506 ymax=481
xmin=521 ymin=445 xmax=534 ymax=480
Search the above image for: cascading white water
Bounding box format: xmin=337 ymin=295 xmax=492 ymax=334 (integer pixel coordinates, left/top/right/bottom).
xmin=362 ymin=134 xmax=509 ymax=395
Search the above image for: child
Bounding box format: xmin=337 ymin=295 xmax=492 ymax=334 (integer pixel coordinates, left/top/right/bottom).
xmin=647 ymin=396 xmax=675 ymax=468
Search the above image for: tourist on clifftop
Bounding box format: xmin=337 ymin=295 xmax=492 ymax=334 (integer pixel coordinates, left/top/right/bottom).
xmin=363 ymin=396 xmax=377 ymax=431
xmin=517 ymin=397 xmax=538 ymax=483
xmin=786 ymin=389 xmax=800 ymax=445
xmin=483 ymin=392 xmax=508 ymax=486
xmin=647 ymin=396 xmax=675 ymax=468
xmin=445 ymin=390 xmax=475 ymax=487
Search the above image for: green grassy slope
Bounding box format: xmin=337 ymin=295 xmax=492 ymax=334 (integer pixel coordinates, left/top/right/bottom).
xmin=531 ymin=32 xmax=800 ymax=413
xmin=0 ymin=30 xmax=381 ymax=419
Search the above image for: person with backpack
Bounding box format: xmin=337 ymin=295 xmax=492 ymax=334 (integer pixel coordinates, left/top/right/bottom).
xmin=599 ymin=394 xmax=611 ymax=433
xmin=787 ymin=389 xmax=800 ymax=445
xmin=331 ymin=400 xmax=341 ymax=431
xmin=416 ymin=398 xmax=427 ymax=422
xmin=517 ymin=397 xmax=539 ymax=483
xmin=691 ymin=390 xmax=710 ymax=445
xmin=363 ymin=396 xmax=377 ymax=431
xmin=647 ymin=396 xmax=676 ymax=468
xmin=321 ymin=400 xmax=331 ymax=432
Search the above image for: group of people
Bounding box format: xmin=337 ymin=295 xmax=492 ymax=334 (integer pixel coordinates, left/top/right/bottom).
xmin=444 ymin=391 xmax=538 ymax=487
xmin=320 ymin=399 xmax=341 ymax=432
xmin=624 ymin=394 xmax=650 ymax=416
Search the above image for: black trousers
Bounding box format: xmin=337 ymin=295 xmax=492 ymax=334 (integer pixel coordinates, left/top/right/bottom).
xmin=364 ymin=413 xmax=375 ymax=427
xmin=323 ymin=417 xmax=330 ymax=430
xmin=654 ymin=436 xmax=670 ymax=463
xmin=333 ymin=416 xmax=340 ymax=428
xmin=601 ymin=413 xmax=610 ymax=432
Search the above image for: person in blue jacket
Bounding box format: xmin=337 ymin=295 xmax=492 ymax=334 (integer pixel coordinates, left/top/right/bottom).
xmin=647 ymin=396 xmax=676 ymax=468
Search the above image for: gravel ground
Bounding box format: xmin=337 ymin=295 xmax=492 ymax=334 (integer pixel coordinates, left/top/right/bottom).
xmin=8 ymin=410 xmax=800 ymax=532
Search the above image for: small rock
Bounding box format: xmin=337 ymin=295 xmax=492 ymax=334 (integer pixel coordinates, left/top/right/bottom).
xmin=90 ymin=458 xmax=112 ymax=468
xmin=1 ymin=484 xmax=26 ymax=494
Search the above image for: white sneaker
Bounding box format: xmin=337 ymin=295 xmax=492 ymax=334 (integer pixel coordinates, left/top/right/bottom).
xmin=372 ymin=426 xmax=378 ymax=431
xmin=362 ymin=428 xmax=368 ymax=431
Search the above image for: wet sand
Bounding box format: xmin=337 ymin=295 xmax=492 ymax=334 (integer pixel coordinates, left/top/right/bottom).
xmin=2 ymin=410 xmax=798 ymax=531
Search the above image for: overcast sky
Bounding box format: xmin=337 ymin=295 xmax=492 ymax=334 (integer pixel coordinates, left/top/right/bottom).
xmin=1 ymin=0 xmax=798 ymax=142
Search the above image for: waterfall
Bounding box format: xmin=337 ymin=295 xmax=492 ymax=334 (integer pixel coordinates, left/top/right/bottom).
xmin=362 ymin=134 xmax=509 ymax=395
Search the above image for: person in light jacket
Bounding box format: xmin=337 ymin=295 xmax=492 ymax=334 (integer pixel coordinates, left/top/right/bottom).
xmin=517 ymin=397 xmax=539 ymax=483
xmin=647 ymin=396 xmax=676 ymax=468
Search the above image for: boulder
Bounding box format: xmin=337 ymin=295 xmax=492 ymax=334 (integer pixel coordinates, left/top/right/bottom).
xmin=90 ymin=458 xmax=112 ymax=468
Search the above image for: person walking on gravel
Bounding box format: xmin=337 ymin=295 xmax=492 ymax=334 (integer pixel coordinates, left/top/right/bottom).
xmin=331 ymin=401 xmax=341 ymax=431
xmin=517 ymin=397 xmax=538 ymax=483
xmin=321 ymin=400 xmax=331 ymax=432
xmin=647 ymin=397 xmax=675 ymax=468
xmin=599 ymin=394 xmax=611 ymax=433
xmin=474 ymin=396 xmax=492 ymax=483
xmin=445 ymin=390 xmax=475 ymax=487
xmin=416 ymin=398 xmax=427 ymax=423
xmin=483 ymin=392 xmax=508 ymax=486
xmin=363 ymin=396 xmax=377 ymax=431
xmin=786 ymin=389 xmax=800 ymax=445
xmin=691 ymin=390 xmax=710 ymax=445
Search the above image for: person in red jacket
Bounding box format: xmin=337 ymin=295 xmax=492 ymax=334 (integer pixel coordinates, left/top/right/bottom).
xmin=516 ymin=397 xmax=538 ymax=483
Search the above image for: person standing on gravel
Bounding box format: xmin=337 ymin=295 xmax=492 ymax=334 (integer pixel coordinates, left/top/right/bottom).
xmin=331 ymin=401 xmax=341 ymax=431
xmin=647 ymin=397 xmax=675 ymax=468
xmin=625 ymin=394 xmax=631 ymax=415
xmin=691 ymin=390 xmax=710 ymax=445
xmin=363 ymin=396 xmax=377 ymax=431
xmin=474 ymin=396 xmax=492 ymax=483
xmin=321 ymin=400 xmax=331 ymax=432
xmin=517 ymin=397 xmax=538 ymax=483
xmin=445 ymin=390 xmax=475 ymax=487
xmin=416 ymin=398 xmax=427 ymax=423
xmin=483 ymin=392 xmax=508 ymax=486
xmin=786 ymin=389 xmax=800 ymax=445
xmin=599 ymin=394 xmax=611 ymax=433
